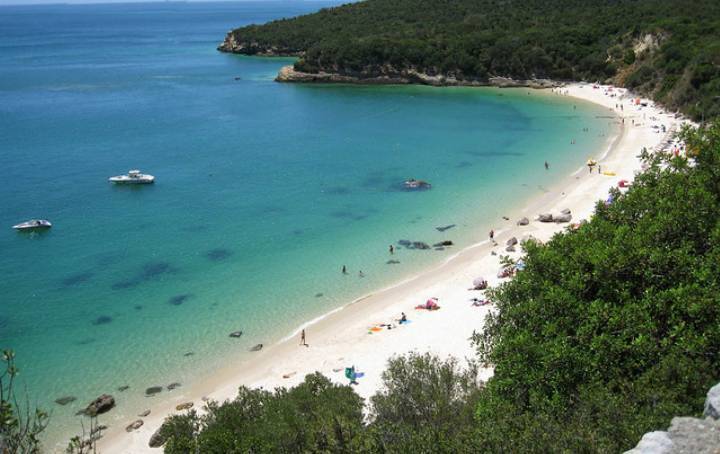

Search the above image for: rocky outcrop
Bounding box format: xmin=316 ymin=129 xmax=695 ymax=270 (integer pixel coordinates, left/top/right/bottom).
xmin=217 ymin=33 xmax=302 ymax=56
xmin=274 ymin=65 xmax=561 ymax=89
xmin=538 ymin=213 xmax=554 ymax=223
xmin=516 ymin=217 xmax=530 ymax=226
xmin=626 ymin=382 xmax=720 ymax=454
xmin=149 ymin=427 xmax=166 ymax=448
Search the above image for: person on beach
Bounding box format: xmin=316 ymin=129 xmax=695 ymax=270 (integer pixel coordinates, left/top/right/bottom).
xmin=598 ymin=165 xmax=602 ymax=174
xmin=400 ymin=312 xmax=407 ymax=323
xmin=342 ymin=265 xmax=347 ymax=274
xmin=489 ymin=229 xmax=494 ymax=240
xmin=544 ymin=161 xmax=549 ymax=170
xmin=300 ymin=329 xmax=307 ymax=347
xmin=389 ymin=245 xmax=394 ymax=255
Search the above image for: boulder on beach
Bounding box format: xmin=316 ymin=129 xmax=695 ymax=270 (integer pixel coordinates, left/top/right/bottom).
xmin=516 ymin=217 xmax=529 ymax=226
xmin=149 ymin=427 xmax=166 ymax=448
xmin=538 ymin=213 xmax=554 ymax=222
xmin=561 ymin=208 xmax=572 ymax=215
xmin=145 ymin=386 xmax=163 ymax=396
xmin=555 ymin=213 xmax=572 ymax=223
xmin=55 ymin=396 xmax=77 ymax=406
xmin=229 ymin=331 xmax=243 ymax=338
xmin=506 ymin=245 xmax=516 ymax=252
xmin=250 ymin=343 xmax=263 ymax=352
xmin=125 ymin=420 xmax=143 ymax=432
xmin=176 ymin=402 xmax=194 ymax=411
xmin=85 ymin=394 xmax=115 ymax=416
xmin=506 ymin=237 xmax=518 ymax=247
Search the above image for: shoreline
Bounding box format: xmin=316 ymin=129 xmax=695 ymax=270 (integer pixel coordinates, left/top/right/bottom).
xmin=92 ymin=83 xmax=682 ymax=453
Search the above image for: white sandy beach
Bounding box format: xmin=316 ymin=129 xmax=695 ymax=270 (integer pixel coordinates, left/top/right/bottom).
xmin=92 ymin=83 xmax=684 ymax=453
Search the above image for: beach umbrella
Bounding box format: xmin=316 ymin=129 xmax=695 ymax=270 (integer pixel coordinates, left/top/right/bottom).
xmin=473 ymin=277 xmax=487 ymax=288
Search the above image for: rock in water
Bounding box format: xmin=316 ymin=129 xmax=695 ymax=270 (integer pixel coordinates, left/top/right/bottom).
xmin=145 ymin=386 xmax=163 ymax=396
xmin=55 ymin=396 xmax=76 ymax=406
xmin=125 ymin=420 xmax=144 ymax=432
xmin=250 ymin=343 xmax=263 ymax=352
xmin=516 ymin=217 xmax=529 ymax=226
xmin=433 ymin=240 xmax=453 ymax=247
xmin=705 ymin=382 xmax=720 ymax=419
xmin=412 ymin=241 xmax=431 ymax=250
xmin=85 ymin=394 xmax=115 ymax=416
xmin=229 ymin=330 xmax=243 ymax=338
xmin=139 ymin=409 xmax=151 ymax=417
xmin=435 ymin=224 xmax=456 ymax=232
xmin=117 ymin=385 xmax=130 ymax=392
xmin=538 ymin=213 xmax=554 ymax=222
xmin=167 ymin=382 xmax=182 ymax=391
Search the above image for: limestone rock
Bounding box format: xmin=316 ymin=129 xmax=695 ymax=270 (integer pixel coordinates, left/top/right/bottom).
xmin=624 ymin=431 xmax=673 ymax=454
xmin=704 ymin=382 xmax=720 ymax=419
xmin=506 ymin=246 xmax=516 ymax=252
xmin=250 ymin=343 xmax=263 ymax=352
xmin=516 ymin=217 xmax=529 ymax=226
xmin=667 ymin=416 xmax=720 ymax=453
xmin=554 ymin=213 xmax=572 ymax=223
xmin=229 ymin=330 xmax=243 ymax=338
xmin=85 ymin=394 xmax=115 ymax=416
xmin=167 ymin=382 xmax=181 ymax=391
xmin=561 ymin=208 xmax=572 ymax=215
xmin=433 ymin=240 xmax=453 ymax=247
xmin=506 ymin=237 xmax=518 ymax=247
xmin=139 ymin=409 xmax=151 ymax=417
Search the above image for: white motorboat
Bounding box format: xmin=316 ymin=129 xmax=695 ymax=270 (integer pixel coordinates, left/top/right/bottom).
xmin=109 ymin=169 xmax=155 ymax=184
xmin=13 ymin=219 xmax=52 ymax=231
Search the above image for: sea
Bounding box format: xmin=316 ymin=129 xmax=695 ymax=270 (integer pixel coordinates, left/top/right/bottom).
xmin=0 ymin=1 xmax=617 ymax=447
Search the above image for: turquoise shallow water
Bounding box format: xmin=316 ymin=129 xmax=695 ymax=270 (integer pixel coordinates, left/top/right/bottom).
xmin=0 ymin=1 xmax=617 ymax=446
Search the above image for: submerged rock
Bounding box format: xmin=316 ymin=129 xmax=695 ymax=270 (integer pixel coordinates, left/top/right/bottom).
xmin=85 ymin=394 xmax=115 ymax=416
xmin=55 ymin=396 xmax=77 ymax=406
xmin=436 ymin=224 xmax=456 ymax=232
xmin=229 ymin=331 xmax=243 ymax=338
xmin=145 ymin=386 xmax=163 ymax=396
xmin=412 ymin=241 xmax=431 ymax=250
xmin=117 ymin=385 xmax=130 ymax=392
xmin=139 ymin=409 xmax=151 ymax=417
xmin=386 ymin=259 xmax=401 ymax=265
xmin=167 ymin=382 xmax=182 ymax=391
xmin=250 ymin=343 xmax=263 ymax=352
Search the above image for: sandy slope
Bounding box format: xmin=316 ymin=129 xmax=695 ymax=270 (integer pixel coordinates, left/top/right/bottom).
xmin=91 ymin=83 xmax=684 ymax=454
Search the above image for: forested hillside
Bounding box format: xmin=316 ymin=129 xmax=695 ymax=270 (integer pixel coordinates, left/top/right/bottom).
xmin=219 ymin=0 xmax=720 ymax=120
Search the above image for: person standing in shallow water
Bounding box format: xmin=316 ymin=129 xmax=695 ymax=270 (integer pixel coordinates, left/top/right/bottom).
xmin=342 ymin=265 xmax=347 ymax=274
xmin=544 ymin=161 xmax=549 ymax=170
xmin=389 ymin=245 xmax=394 ymax=255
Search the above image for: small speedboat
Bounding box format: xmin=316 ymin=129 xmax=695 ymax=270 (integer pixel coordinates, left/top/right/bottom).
xmin=13 ymin=219 xmax=52 ymax=231
xmin=109 ymin=170 xmax=154 ymax=184
xmin=404 ymin=178 xmax=432 ymax=190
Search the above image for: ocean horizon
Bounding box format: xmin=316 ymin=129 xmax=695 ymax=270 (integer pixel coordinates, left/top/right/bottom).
xmin=0 ymin=1 xmax=618 ymax=447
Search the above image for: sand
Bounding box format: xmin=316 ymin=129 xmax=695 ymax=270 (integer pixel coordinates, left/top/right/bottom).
xmin=91 ymin=83 xmax=685 ymax=453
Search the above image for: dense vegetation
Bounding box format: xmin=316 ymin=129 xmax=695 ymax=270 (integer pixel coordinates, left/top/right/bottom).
xmin=223 ymin=0 xmax=720 ymax=120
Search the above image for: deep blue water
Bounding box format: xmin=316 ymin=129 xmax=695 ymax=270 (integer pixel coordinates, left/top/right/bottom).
xmin=0 ymin=1 xmax=616 ymax=446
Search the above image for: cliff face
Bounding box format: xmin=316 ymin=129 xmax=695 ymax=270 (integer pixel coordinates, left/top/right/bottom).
xmin=276 ymin=64 xmax=559 ymax=88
